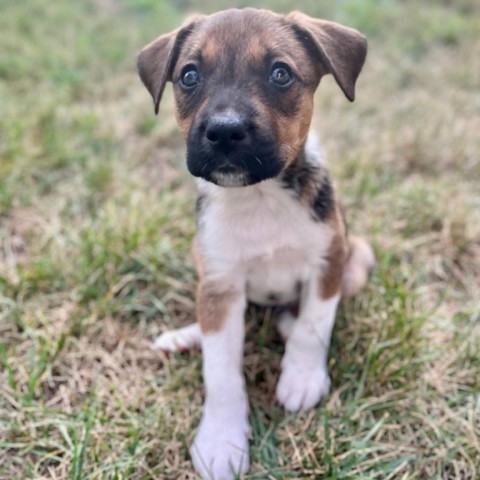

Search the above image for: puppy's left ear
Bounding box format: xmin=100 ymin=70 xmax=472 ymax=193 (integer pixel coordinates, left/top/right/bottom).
xmin=287 ymin=12 xmax=367 ymax=101
xmin=137 ymin=16 xmax=204 ymax=114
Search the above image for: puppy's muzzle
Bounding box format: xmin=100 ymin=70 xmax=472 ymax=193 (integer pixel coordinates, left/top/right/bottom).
xmin=203 ymin=112 xmax=250 ymax=179
xmin=187 ymin=108 xmax=283 ymax=188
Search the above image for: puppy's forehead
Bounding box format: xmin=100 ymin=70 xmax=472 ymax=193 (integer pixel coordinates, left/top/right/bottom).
xmin=179 ymin=9 xmax=307 ymax=69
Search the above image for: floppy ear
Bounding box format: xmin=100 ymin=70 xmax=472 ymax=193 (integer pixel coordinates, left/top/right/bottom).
xmin=137 ymin=17 xmax=204 ymax=114
xmin=286 ymin=12 xmax=367 ymax=101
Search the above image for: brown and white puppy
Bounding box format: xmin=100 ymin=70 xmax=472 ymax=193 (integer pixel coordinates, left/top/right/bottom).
xmin=137 ymin=8 xmax=374 ymax=480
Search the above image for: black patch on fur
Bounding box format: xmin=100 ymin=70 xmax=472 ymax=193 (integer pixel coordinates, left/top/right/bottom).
xmin=281 ymin=157 xmax=316 ymax=194
xmin=186 ymin=96 xmax=282 ymax=186
xmin=281 ymin=153 xmax=335 ymax=222
xmin=312 ymin=175 xmax=334 ymax=221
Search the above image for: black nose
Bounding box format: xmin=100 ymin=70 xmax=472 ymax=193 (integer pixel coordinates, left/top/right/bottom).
xmin=205 ymin=113 xmax=248 ymax=149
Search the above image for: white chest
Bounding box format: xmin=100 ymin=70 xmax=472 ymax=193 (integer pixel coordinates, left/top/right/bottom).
xmin=198 ymin=179 xmax=333 ymax=304
xmin=245 ymin=246 xmax=314 ymax=305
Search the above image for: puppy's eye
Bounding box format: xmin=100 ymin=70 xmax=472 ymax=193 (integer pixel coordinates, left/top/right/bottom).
xmin=180 ymin=65 xmax=200 ymax=89
xmin=269 ymin=63 xmax=293 ymax=88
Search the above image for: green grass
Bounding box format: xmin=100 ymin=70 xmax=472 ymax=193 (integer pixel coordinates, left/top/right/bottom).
xmin=1 ymin=0 xmax=479 ymax=479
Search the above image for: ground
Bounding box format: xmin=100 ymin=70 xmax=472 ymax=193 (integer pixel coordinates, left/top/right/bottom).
xmin=0 ymin=0 xmax=479 ymax=479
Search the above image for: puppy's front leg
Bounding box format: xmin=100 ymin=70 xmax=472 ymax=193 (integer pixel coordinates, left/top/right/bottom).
xmin=276 ymin=257 xmax=344 ymax=412
xmin=191 ymin=281 xmax=249 ymax=480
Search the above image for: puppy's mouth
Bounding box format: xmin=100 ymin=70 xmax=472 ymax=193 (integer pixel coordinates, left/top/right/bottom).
xmin=210 ymin=170 xmax=248 ymax=187
xmin=207 ymin=162 xmax=246 ymax=187
xmin=187 ymin=148 xmax=283 ymax=188
xmin=215 ymin=162 xmax=242 ymax=175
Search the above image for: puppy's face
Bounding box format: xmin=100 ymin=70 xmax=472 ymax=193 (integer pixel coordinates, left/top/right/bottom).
xmin=174 ymin=11 xmax=318 ymax=187
xmin=138 ymin=9 xmax=367 ymax=187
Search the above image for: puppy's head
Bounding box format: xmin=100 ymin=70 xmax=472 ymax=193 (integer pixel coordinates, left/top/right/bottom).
xmin=137 ymin=9 xmax=367 ymax=187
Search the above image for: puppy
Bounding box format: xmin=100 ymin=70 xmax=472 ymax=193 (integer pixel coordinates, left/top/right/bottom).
xmin=137 ymin=8 xmax=374 ymax=480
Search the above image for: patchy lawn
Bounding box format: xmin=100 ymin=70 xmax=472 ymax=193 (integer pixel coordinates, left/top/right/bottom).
xmin=0 ymin=0 xmax=479 ymax=478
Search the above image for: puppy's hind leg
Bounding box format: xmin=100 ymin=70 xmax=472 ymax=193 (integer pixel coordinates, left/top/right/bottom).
xmin=342 ymin=236 xmax=375 ymax=298
xmin=153 ymin=323 xmax=201 ymax=353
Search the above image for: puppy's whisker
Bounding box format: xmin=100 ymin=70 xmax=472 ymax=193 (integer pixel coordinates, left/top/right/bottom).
xmin=254 ymin=156 xmax=263 ymax=165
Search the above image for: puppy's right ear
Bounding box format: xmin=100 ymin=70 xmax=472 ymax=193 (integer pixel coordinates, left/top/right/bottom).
xmin=137 ymin=17 xmax=204 ymax=114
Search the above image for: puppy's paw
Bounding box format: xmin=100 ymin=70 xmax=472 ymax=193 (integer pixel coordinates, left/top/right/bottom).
xmin=191 ymin=414 xmax=250 ymax=480
xmin=276 ymin=363 xmax=331 ymax=412
xmin=152 ymin=323 xmax=201 ymax=353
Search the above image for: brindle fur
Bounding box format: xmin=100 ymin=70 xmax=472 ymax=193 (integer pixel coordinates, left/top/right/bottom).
xmin=281 ymin=153 xmax=334 ymax=222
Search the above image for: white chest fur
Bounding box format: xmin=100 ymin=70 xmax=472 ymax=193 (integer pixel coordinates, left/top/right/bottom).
xmin=197 ymin=177 xmax=333 ymax=305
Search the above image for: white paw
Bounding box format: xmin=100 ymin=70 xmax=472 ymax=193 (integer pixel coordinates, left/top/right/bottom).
xmin=191 ymin=414 xmax=250 ymax=480
xmin=152 ymin=323 xmax=201 ymax=353
xmin=276 ymin=362 xmax=331 ymax=412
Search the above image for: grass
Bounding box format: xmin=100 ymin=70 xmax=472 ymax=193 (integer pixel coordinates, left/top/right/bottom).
xmin=0 ymin=0 xmax=479 ymax=478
